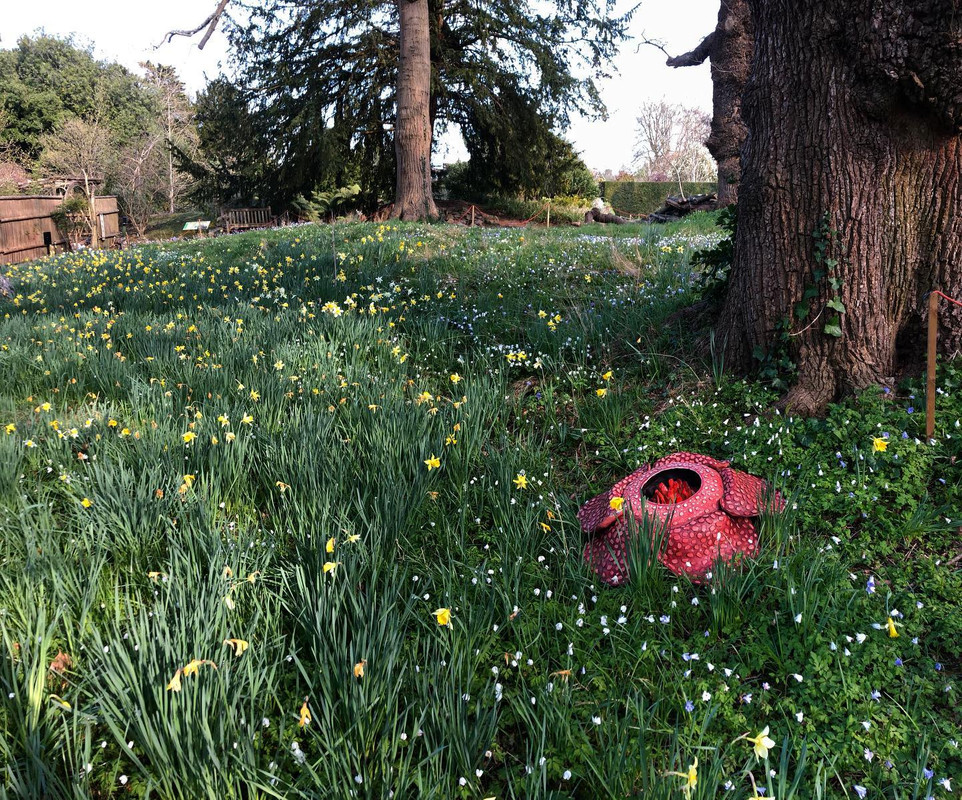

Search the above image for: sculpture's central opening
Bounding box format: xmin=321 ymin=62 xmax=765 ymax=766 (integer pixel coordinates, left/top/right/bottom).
xmin=642 ymin=468 xmax=700 ymax=505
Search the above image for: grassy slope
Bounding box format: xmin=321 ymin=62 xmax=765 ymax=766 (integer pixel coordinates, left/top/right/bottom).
xmin=0 ymin=215 xmax=959 ymax=799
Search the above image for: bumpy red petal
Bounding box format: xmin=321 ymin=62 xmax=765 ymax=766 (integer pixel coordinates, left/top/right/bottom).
xmin=583 ymin=519 xmax=631 ymax=586
xmin=577 ymin=465 xmax=651 ymax=533
xmin=719 ymin=468 xmax=769 ymax=517
xmin=653 ymin=451 xmax=730 ymax=471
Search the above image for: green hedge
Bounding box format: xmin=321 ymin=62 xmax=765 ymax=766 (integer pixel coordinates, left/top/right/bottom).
xmin=599 ymin=181 xmax=717 ymax=216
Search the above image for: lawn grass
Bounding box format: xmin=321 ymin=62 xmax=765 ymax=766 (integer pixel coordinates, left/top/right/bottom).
xmin=0 ymin=214 xmax=959 ymax=798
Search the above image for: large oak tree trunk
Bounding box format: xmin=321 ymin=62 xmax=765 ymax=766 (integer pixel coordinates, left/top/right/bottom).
xmin=392 ymin=0 xmax=439 ymax=221
xmin=667 ymin=0 xmax=752 ymax=206
xmin=705 ymin=0 xmax=751 ymax=206
xmin=718 ymin=0 xmax=962 ymax=415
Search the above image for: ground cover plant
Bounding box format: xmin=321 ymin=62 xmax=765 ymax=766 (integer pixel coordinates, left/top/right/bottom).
xmin=0 ymin=214 xmax=959 ymax=798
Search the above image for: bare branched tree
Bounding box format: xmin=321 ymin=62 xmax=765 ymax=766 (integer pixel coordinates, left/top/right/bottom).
xmin=39 ymin=118 xmax=116 ymax=247
xmin=116 ymin=133 xmax=168 ymax=237
xmin=141 ymin=62 xmax=198 ymax=213
xmin=633 ymin=101 xmax=715 ymax=188
xmin=159 ymin=0 xmax=230 ymax=51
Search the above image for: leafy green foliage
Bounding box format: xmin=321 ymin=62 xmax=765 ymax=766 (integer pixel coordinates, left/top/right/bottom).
xmin=175 ymin=77 xmax=271 ymax=209
xmin=599 ymin=180 xmax=718 ymax=215
xmin=798 ymin=213 xmax=847 ymax=338
xmin=0 ymin=35 xmax=155 ymax=160
xmin=292 ymin=184 xmax=362 ymax=222
xmin=692 ymin=204 xmax=736 ymax=303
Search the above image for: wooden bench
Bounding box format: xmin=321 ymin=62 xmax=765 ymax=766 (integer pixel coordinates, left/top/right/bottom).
xmin=221 ymin=207 xmax=275 ymax=233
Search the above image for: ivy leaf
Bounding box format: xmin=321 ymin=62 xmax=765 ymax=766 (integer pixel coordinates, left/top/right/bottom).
xmin=824 ymin=319 xmax=843 ymax=337
xmin=827 ymin=297 xmax=846 ymax=313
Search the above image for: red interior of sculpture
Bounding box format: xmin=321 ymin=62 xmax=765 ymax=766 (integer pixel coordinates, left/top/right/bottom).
xmin=578 ymin=452 xmax=783 ymax=585
xmin=650 ymin=476 xmax=695 ymax=505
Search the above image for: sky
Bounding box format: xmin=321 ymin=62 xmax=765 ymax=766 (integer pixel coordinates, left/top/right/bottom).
xmin=3 ymin=1 xmax=717 ymax=174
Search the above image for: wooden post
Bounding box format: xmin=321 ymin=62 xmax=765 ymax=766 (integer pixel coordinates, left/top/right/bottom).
xmin=470 ymin=205 xmax=475 ymax=227
xmin=546 ymin=202 xmax=551 ymax=229
xmin=926 ymin=291 xmax=938 ymax=440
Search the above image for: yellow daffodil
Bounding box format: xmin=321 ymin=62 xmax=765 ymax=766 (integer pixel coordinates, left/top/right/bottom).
xmin=246 ymin=571 xmax=260 ymax=583
xmin=224 ymin=594 xmax=236 ymax=610
xmin=747 ymin=726 xmax=776 ymax=760
xmin=602 ymin=370 xmax=613 ymax=381
xmin=274 ymin=360 xmax=284 ymax=370
xmin=5 ymin=423 xmax=15 ymax=434
xmin=326 ymin=537 xmax=335 ymax=553
xmin=182 ymin=431 xmax=196 ymax=443
xmin=353 ymin=660 xmax=367 ymax=678
xmin=596 ymin=388 xmax=607 ymax=397
xmin=147 ymin=571 xmax=166 ymax=581
xmin=450 ymin=373 xmax=462 ymax=383
xmin=275 ymin=481 xmax=290 ymax=493
xmin=182 ymin=474 xmax=196 ymax=488
xmin=322 ymin=561 xmax=340 ymax=575
xmin=166 ymin=669 xmax=183 ymax=692
xmin=609 ymin=496 xmax=625 ymax=512
xmin=80 ymin=497 xmax=93 ymax=508
xmin=666 ymin=757 xmax=698 ymax=797
xmin=181 ymin=659 xmax=204 ymax=678
xmin=223 ymin=639 xmax=250 ymax=656
xmin=424 ymin=454 xmax=441 ymax=470
xmin=299 ymin=700 xmax=312 ymax=727
xmin=433 ymin=607 xmax=452 ymax=626
xmin=886 ymin=617 xmax=900 ymax=638
xmin=513 ymin=473 xmax=529 ymax=490
xmin=347 ymin=533 xmax=361 ymax=543
xmin=872 ymin=437 xmax=888 ymax=452
xmin=241 ymin=413 xmax=254 ymax=425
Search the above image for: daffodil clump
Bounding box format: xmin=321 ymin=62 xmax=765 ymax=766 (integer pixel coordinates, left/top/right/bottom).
xmin=0 ymin=216 xmax=958 ymax=798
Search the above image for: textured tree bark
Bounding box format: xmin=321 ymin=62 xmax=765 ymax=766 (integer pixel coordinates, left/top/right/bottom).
xmin=392 ymin=0 xmax=439 ymax=221
xmin=667 ymin=0 xmax=752 ymax=206
xmin=718 ymin=0 xmax=962 ymax=415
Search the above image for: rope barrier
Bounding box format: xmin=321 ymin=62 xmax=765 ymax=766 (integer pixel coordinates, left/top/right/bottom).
xmin=933 ymin=290 xmax=962 ymax=308
xmin=520 ymin=202 xmax=551 ymax=226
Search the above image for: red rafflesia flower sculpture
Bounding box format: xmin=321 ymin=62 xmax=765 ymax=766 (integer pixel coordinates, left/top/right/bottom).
xmin=578 ymin=452 xmax=782 ymax=585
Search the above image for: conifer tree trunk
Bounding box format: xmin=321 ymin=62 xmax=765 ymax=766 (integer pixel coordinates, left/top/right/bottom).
xmin=391 ymin=0 xmax=438 ymax=221
xmin=718 ymin=0 xmax=962 ymax=415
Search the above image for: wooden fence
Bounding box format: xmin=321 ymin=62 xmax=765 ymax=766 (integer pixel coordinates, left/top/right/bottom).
xmin=0 ymin=195 xmax=120 ymax=265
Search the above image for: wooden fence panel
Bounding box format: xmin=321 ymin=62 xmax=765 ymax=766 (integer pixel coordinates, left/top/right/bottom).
xmin=0 ymin=195 xmax=120 ymax=265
